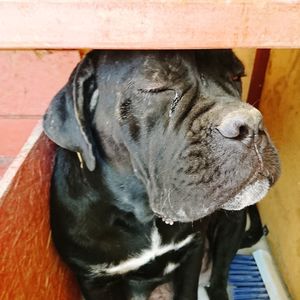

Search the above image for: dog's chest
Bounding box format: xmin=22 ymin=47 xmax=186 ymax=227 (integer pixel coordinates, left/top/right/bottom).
xmin=89 ymin=225 xmax=195 ymax=278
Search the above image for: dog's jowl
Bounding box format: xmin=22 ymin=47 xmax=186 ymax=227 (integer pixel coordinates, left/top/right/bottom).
xmin=43 ymin=50 xmax=280 ymax=300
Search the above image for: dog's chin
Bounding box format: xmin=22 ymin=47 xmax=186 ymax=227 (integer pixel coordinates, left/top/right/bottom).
xmin=220 ymin=178 xmax=270 ymax=210
xmin=153 ymin=205 xmax=215 ymax=225
xmin=153 ymin=178 xmax=270 ymax=225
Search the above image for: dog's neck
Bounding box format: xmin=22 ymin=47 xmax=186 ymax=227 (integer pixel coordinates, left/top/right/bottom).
xmin=87 ymin=151 xmax=154 ymax=224
xmin=89 ymin=119 xmax=155 ymax=223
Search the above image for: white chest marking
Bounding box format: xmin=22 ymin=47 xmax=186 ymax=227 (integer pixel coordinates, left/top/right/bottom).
xmin=163 ymin=262 xmax=180 ymax=275
xmin=89 ymin=227 xmax=194 ymax=277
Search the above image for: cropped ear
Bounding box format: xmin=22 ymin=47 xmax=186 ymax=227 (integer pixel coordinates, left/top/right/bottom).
xmin=43 ymin=55 xmax=98 ymax=171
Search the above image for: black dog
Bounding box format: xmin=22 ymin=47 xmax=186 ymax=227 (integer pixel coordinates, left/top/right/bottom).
xmin=43 ymin=50 xmax=280 ymax=299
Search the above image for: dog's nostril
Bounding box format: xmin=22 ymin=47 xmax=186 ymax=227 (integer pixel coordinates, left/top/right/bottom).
xmin=238 ymin=125 xmax=249 ymax=139
xmin=234 ymin=125 xmax=251 ymax=140
xmin=217 ymin=119 xmax=251 ymax=139
xmin=217 ymin=109 xmax=263 ymax=140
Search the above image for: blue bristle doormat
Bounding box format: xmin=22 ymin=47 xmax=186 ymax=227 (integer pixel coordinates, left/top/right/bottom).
xmin=229 ymin=254 xmax=269 ymax=300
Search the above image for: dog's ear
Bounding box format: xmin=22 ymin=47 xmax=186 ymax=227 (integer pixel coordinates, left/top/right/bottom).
xmin=43 ymin=55 xmax=97 ymax=171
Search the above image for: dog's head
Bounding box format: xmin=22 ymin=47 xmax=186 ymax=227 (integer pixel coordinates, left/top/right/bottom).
xmin=44 ymin=50 xmax=280 ymax=223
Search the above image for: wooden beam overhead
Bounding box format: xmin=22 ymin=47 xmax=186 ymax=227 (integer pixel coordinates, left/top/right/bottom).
xmin=0 ymin=1 xmax=300 ymax=49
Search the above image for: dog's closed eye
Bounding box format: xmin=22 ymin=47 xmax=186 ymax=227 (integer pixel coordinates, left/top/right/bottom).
xmin=137 ymin=87 xmax=180 ymax=117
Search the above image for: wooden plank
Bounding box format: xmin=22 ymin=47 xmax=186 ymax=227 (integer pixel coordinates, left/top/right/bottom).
xmin=247 ymin=49 xmax=270 ymax=107
xmin=0 ymin=119 xmax=38 ymax=157
xmin=0 ymin=156 xmax=14 ymax=178
xmin=258 ymin=49 xmax=300 ymax=300
xmin=0 ymin=50 xmax=80 ymax=116
xmin=0 ymin=1 xmax=300 ymax=49
xmin=0 ymin=123 xmax=81 ymax=300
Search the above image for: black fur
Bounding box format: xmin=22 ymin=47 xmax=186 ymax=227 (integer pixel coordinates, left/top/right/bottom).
xmin=44 ymin=50 xmax=280 ymax=299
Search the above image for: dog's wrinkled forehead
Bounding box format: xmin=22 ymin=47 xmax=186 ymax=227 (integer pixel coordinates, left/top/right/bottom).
xmin=137 ymin=53 xmax=187 ymax=89
xmin=133 ymin=50 xmax=245 ymax=91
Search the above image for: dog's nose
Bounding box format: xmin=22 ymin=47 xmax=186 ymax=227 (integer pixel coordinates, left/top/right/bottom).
xmin=217 ymin=107 xmax=264 ymax=139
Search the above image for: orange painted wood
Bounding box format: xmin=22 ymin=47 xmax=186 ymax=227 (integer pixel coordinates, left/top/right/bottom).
xmin=0 ymin=119 xmax=38 ymax=157
xmin=0 ymin=50 xmax=80 ymax=177
xmin=0 ymin=157 xmax=14 ymax=178
xmin=0 ymin=1 xmax=300 ymax=49
xmin=0 ymin=125 xmax=81 ymax=300
xmin=0 ymin=50 xmax=80 ymax=116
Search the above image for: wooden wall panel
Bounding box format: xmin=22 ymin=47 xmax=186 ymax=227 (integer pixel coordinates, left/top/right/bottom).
xmin=258 ymin=49 xmax=300 ymax=300
xmin=0 ymin=128 xmax=81 ymax=300
xmin=0 ymin=1 xmax=300 ymax=49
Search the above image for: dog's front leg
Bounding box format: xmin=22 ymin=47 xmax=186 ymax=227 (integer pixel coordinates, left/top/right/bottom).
xmin=172 ymin=239 xmax=204 ymax=300
xmin=205 ymin=210 xmax=247 ymax=300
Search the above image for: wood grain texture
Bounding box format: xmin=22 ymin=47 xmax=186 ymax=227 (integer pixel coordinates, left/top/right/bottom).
xmin=0 ymin=1 xmax=300 ymax=49
xmin=258 ymin=49 xmax=300 ymax=300
xmin=0 ymin=132 xmax=81 ymax=300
